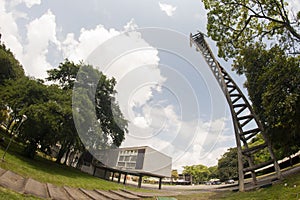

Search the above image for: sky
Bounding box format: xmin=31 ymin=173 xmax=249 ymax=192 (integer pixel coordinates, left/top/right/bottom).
xmin=1 ymin=0 xmax=299 ymax=172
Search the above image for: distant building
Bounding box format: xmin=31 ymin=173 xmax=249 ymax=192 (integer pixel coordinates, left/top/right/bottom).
xmin=80 ymin=146 xmax=172 ymax=189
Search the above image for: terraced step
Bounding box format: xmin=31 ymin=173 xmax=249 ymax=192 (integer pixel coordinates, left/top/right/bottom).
xmin=121 ymin=189 xmax=179 ymax=198
xmin=47 ymin=183 xmax=70 ymax=200
xmin=79 ymin=188 xmax=107 ymax=200
xmin=95 ymin=189 xmax=126 ymax=200
xmin=0 ymin=170 xmax=26 ymax=193
xmin=63 ymin=186 xmax=93 ymax=200
xmin=24 ymin=178 xmax=49 ymax=199
xmin=120 ymin=189 xmax=155 ymax=198
xmin=0 ymin=168 xmax=177 ymax=200
xmin=110 ymin=190 xmax=141 ymax=199
xmin=0 ymin=168 xmax=6 ymax=176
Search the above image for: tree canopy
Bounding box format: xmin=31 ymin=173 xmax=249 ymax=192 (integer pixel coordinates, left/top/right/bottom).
xmin=0 ymin=45 xmax=127 ymax=161
xmin=0 ymin=43 xmax=24 ymax=85
xmin=202 ymin=0 xmax=300 ymax=62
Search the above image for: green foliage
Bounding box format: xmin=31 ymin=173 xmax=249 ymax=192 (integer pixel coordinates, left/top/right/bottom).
xmin=171 ymin=169 xmax=179 ymax=181
xmin=0 ymin=43 xmax=24 ymax=85
xmin=202 ymin=0 xmax=300 ymax=60
xmin=46 ymin=59 xmax=79 ymax=90
xmin=183 ymin=164 xmax=211 ymax=184
xmin=72 ymin=64 xmax=128 ymax=150
xmin=217 ymin=148 xmax=239 ymax=181
xmin=236 ymin=44 xmax=300 ymax=158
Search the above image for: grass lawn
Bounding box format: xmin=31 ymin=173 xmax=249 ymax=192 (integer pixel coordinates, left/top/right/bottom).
xmin=0 ymin=186 xmax=40 ymax=200
xmin=0 ymin=130 xmax=147 ymax=192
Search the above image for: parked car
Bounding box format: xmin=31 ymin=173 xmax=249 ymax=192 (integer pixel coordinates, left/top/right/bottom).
xmin=225 ymin=179 xmax=235 ymax=184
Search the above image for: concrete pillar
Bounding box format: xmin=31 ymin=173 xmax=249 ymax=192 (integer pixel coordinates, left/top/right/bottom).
xmin=118 ymin=173 xmax=121 ymax=183
xmin=138 ymin=175 xmax=142 ymax=188
xmin=159 ymin=177 xmax=162 ymax=190
xmin=123 ymin=173 xmax=127 ymax=185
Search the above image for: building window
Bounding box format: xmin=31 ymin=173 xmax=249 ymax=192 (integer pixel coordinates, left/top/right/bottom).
xmin=117 ymin=149 xmax=138 ymax=169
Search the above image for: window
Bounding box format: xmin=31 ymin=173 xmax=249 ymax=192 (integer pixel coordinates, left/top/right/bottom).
xmin=116 ymin=149 xmax=139 ymax=169
xmin=117 ymin=162 xmax=125 ymax=167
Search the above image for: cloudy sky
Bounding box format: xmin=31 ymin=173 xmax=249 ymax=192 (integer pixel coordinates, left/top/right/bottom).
xmin=1 ymin=0 xmax=299 ymax=172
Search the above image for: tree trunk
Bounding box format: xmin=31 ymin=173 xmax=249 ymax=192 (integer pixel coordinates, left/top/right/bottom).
xmin=63 ymin=147 xmax=71 ymax=165
xmin=55 ymin=146 xmax=66 ymax=164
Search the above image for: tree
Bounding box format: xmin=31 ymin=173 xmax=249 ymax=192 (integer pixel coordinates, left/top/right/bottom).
xmin=208 ymin=166 xmax=218 ymax=180
xmin=0 ymin=77 xmax=54 ymax=157
xmin=217 ymin=148 xmax=249 ymax=181
xmin=202 ymin=0 xmax=300 ymax=61
xmin=0 ymin=42 xmax=25 ymax=123
xmin=0 ymin=43 xmax=24 ymax=85
xmin=236 ymin=43 xmax=300 ymax=158
xmin=171 ymin=169 xmax=179 ymax=182
xmin=47 ymin=60 xmax=128 ymax=158
xmin=183 ymin=164 xmax=210 ymax=184
xmin=46 ymin=59 xmax=79 ymax=90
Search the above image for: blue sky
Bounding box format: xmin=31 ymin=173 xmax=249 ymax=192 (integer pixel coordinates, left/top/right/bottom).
xmin=1 ymin=0 xmax=299 ymax=172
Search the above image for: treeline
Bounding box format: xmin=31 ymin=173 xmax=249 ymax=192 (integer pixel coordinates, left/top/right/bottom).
xmin=0 ymin=41 xmax=128 ymax=165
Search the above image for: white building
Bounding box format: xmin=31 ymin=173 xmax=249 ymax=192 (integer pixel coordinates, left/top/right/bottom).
xmin=80 ymin=146 xmax=172 ymax=189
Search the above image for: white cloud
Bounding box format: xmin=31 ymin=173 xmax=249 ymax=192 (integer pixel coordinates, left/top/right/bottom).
xmin=0 ymin=0 xmax=23 ymax=59
xmin=61 ymin=25 xmax=120 ymax=62
xmin=22 ymin=9 xmax=59 ymax=78
xmin=124 ymin=18 xmax=138 ymax=32
xmin=0 ymin=1 xmax=56 ymax=79
xmin=9 ymin=0 xmax=41 ymax=8
xmin=159 ymin=2 xmax=177 ymax=17
xmin=288 ymin=0 xmax=300 ymax=19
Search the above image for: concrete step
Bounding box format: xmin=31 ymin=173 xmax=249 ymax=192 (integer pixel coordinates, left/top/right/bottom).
xmin=95 ymin=189 xmax=126 ymax=200
xmin=24 ymin=178 xmax=49 ymax=199
xmin=0 ymin=170 xmax=26 ymax=193
xmin=120 ymin=189 xmax=155 ymax=198
xmin=63 ymin=186 xmax=93 ymax=200
xmin=79 ymin=188 xmax=108 ymax=200
xmin=109 ymin=190 xmax=141 ymax=199
xmin=47 ymin=183 xmax=70 ymax=200
xmin=121 ymin=189 xmax=178 ymax=198
xmin=0 ymin=168 xmax=6 ymax=176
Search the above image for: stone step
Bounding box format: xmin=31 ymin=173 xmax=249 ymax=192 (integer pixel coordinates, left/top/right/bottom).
xmin=0 ymin=170 xmax=26 ymax=193
xmin=24 ymin=178 xmax=49 ymax=199
xmin=0 ymin=168 xmax=6 ymax=176
xmin=95 ymin=189 xmax=126 ymax=200
xmin=109 ymin=190 xmax=141 ymax=200
xmin=47 ymin=183 xmax=70 ymax=200
xmin=120 ymin=189 xmax=156 ymax=198
xmin=63 ymin=186 xmax=93 ymax=200
xmin=79 ymin=188 xmax=108 ymax=200
xmin=121 ymin=189 xmax=178 ymax=198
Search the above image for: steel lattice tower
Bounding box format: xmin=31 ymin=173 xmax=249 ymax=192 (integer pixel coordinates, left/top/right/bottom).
xmin=190 ymin=32 xmax=281 ymax=191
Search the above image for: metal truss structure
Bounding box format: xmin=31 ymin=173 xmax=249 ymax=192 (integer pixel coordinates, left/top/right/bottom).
xmin=190 ymin=32 xmax=281 ymax=191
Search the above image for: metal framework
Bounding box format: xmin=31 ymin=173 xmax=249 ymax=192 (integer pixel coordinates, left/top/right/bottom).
xmin=190 ymin=32 xmax=281 ymax=191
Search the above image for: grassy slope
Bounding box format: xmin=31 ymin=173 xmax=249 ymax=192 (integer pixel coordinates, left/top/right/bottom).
xmin=216 ymin=172 xmax=300 ymax=200
xmin=0 ymin=129 xmax=149 ymax=192
xmin=0 ymin=186 xmax=40 ymax=200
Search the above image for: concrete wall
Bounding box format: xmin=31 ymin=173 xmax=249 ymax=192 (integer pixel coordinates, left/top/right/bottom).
xmin=95 ymin=149 xmax=119 ymax=167
xmin=143 ymin=147 xmax=172 ymax=177
xmin=81 ymin=164 xmax=94 ymax=175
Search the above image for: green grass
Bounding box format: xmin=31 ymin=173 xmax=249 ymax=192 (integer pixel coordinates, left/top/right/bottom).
xmin=0 ymin=186 xmax=40 ymax=200
xmin=0 ymin=131 xmax=142 ymax=191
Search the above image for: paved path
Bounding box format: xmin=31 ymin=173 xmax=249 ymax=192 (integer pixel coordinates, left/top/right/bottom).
xmin=0 ymin=168 xmax=179 ymax=199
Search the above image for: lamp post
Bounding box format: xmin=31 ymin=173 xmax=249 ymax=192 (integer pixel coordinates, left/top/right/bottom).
xmin=1 ymin=114 xmax=27 ymax=161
